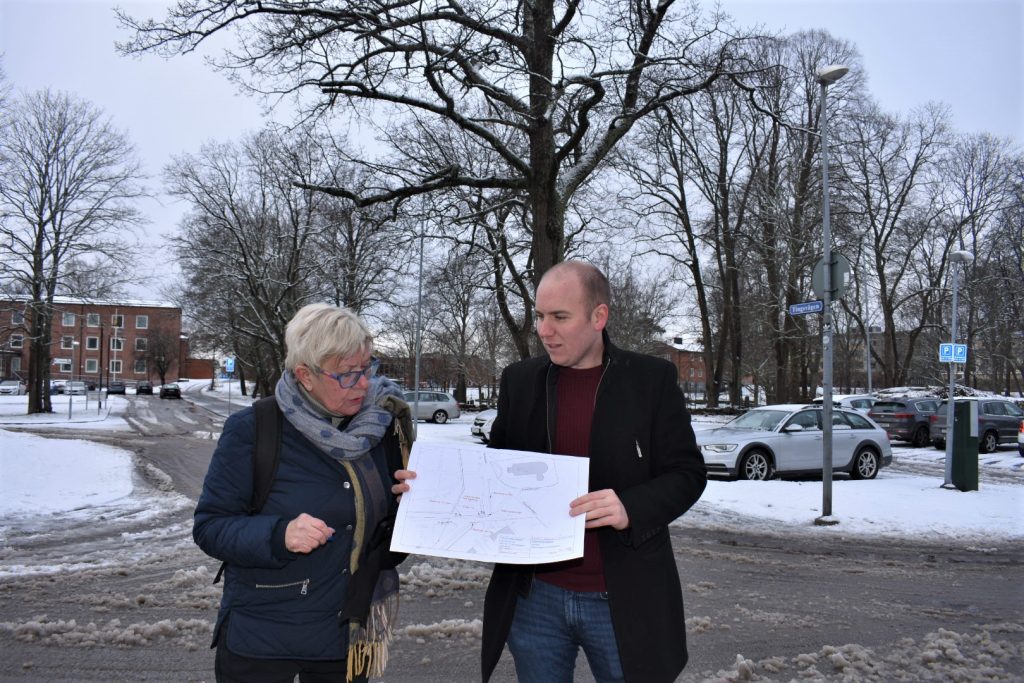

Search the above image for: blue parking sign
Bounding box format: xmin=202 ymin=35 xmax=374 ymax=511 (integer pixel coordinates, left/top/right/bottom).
xmin=225 ymin=357 xmax=235 ymax=373
xmin=939 ymin=344 xmax=953 ymax=362
xmin=953 ymin=344 xmax=968 ymax=363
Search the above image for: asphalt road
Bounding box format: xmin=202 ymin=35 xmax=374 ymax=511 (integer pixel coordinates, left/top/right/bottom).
xmin=1 ymin=395 xmax=1021 ymax=682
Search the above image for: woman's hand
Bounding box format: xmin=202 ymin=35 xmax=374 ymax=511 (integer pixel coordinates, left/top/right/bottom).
xmin=285 ymin=513 xmax=335 ymax=553
xmin=391 ymin=469 xmax=417 ymax=501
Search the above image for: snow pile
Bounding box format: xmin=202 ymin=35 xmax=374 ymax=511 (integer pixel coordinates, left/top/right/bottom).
xmin=397 ymin=618 xmax=482 ymax=642
xmin=693 ymin=625 xmax=1023 ymax=681
xmin=401 ymin=558 xmax=491 ymax=597
xmin=1 ymin=616 xmax=212 ymax=649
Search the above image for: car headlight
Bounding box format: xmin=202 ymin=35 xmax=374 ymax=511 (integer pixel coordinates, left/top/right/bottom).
xmin=700 ymin=444 xmax=737 ymax=453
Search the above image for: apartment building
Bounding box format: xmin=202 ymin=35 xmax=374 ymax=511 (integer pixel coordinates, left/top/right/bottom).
xmin=0 ymin=296 xmax=183 ymax=385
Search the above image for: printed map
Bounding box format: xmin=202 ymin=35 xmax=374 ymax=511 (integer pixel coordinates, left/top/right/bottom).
xmin=391 ymin=441 xmax=589 ymax=564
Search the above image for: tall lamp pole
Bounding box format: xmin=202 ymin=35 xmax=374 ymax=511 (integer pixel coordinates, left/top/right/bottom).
xmin=412 ymin=226 xmax=425 ymax=438
xmin=817 ymin=64 xmax=848 ymax=520
xmin=943 ymin=249 xmax=974 ymax=488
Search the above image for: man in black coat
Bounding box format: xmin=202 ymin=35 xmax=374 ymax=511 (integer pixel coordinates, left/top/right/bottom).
xmin=482 ymin=261 xmax=707 ymax=683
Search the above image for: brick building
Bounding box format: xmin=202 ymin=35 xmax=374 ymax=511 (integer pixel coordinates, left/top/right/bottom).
xmin=0 ymin=296 xmax=183 ymax=386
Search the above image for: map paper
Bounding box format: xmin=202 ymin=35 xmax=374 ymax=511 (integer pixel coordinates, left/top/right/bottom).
xmin=390 ymin=440 xmax=589 ymax=564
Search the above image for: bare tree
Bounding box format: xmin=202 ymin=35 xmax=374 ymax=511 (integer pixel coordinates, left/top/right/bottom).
xmin=144 ymin=324 xmax=180 ymax=386
xmin=119 ymin=0 xmax=755 ymax=291
xmin=0 ymin=89 xmax=143 ymax=413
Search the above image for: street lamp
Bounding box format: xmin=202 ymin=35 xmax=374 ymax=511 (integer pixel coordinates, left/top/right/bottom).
xmin=817 ymin=63 xmax=848 ymax=521
xmin=68 ymin=340 xmax=80 ymax=420
xmin=943 ymin=249 xmax=974 ymax=488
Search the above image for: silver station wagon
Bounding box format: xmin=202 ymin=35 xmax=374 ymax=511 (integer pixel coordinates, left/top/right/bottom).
xmin=696 ymin=404 xmax=893 ymax=481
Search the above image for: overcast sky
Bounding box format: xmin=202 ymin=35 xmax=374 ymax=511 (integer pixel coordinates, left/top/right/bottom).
xmin=1 ymin=0 xmax=1021 ymax=298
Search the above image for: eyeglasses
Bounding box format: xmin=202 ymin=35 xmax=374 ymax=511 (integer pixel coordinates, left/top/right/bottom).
xmin=315 ymin=357 xmax=380 ymax=389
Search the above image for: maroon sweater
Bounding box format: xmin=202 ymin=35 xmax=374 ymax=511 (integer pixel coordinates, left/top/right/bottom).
xmin=535 ymin=365 xmax=606 ymax=592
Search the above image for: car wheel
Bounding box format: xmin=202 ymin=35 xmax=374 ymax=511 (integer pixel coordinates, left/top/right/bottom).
xmin=979 ymin=430 xmax=999 ymax=454
xmin=738 ymin=449 xmax=774 ymax=481
xmin=911 ymin=425 xmax=930 ymax=448
xmin=850 ymin=447 xmax=880 ymax=480
xmin=432 ymin=410 xmax=449 ymax=424
xmin=933 ymin=439 xmax=945 ymax=450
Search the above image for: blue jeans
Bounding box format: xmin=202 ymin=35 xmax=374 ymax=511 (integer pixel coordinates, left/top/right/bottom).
xmin=507 ymin=578 xmax=625 ymax=683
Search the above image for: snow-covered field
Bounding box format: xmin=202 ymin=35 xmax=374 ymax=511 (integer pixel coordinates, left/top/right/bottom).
xmin=1 ymin=387 xmax=1021 ymax=547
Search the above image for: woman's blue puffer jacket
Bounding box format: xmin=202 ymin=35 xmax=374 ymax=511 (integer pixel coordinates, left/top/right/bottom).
xmin=194 ymin=405 xmax=399 ymax=660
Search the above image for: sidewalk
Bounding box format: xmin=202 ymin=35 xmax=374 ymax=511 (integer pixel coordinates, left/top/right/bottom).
xmin=0 ymin=394 xmax=125 ymax=427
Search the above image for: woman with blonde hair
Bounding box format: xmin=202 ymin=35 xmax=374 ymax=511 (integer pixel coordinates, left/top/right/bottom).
xmin=195 ymin=303 xmax=411 ymax=682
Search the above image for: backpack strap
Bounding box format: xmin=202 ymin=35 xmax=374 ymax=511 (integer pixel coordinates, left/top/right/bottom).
xmin=213 ymin=396 xmax=283 ymax=585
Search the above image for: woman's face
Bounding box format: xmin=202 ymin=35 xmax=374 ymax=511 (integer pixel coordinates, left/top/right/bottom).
xmin=297 ymin=348 xmax=374 ymax=416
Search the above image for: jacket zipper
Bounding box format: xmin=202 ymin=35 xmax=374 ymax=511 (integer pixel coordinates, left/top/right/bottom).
xmin=255 ymin=578 xmax=310 ymax=595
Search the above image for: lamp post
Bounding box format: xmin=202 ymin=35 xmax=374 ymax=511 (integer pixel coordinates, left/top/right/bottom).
xmin=412 ymin=226 xmax=425 ymax=438
xmin=68 ymin=341 xmax=80 ymax=420
xmin=817 ymin=63 xmax=848 ymax=520
xmin=943 ymin=249 xmax=974 ymax=488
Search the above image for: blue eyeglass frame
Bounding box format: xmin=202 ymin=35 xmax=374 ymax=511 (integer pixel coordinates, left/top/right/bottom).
xmin=317 ymin=357 xmax=380 ymax=389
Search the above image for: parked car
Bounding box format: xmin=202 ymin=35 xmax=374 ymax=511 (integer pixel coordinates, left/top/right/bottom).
xmin=0 ymin=379 xmax=27 ymax=395
xmin=50 ymin=381 xmax=66 ymax=394
xmin=472 ymin=409 xmax=498 ymax=443
xmin=868 ymin=397 xmax=942 ymax=448
xmin=812 ymin=394 xmax=877 ymax=414
xmin=402 ymin=390 xmax=461 ymax=424
xmin=930 ymin=397 xmax=1024 ymax=453
xmin=136 ymin=381 xmax=154 ymax=395
xmin=0 ymin=378 xmax=26 ymax=395
xmin=107 ymin=381 xmax=127 ymax=395
xmin=159 ymin=383 xmax=182 ymax=399
xmin=695 ymin=404 xmax=892 ymax=481
xmin=1018 ymin=419 xmax=1024 ymax=457
xmin=66 ymin=381 xmax=87 ymax=395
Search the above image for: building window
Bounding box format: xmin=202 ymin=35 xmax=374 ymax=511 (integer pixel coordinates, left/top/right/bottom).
xmin=59 ymin=360 xmax=72 ymax=373
xmin=112 ymin=314 xmax=124 ymax=328
xmin=62 ymin=312 xmax=75 ymax=326
xmin=110 ymin=359 xmax=122 ymax=374
xmin=61 ymin=335 xmax=75 ymax=350
xmin=135 ymin=337 xmax=147 ymax=352
xmin=11 ymin=357 xmax=21 ymax=372
xmin=12 ymin=310 xmax=24 ymax=324
xmin=136 ymin=315 xmax=149 ymax=329
xmin=134 ymin=359 xmax=147 ymax=374
xmin=689 ymin=368 xmax=694 ymax=378
xmin=86 ymin=336 xmax=99 ymax=350
xmin=9 ymin=334 xmax=23 ymax=349
xmin=111 ymin=337 xmax=124 ymax=351
xmin=85 ymin=359 xmax=98 ymax=373
xmin=87 ymin=313 xmax=100 ymax=327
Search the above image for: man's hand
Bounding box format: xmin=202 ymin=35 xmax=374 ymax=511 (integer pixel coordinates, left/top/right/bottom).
xmin=391 ymin=469 xmax=417 ymax=501
xmin=285 ymin=513 xmax=335 ymax=553
xmin=570 ymin=489 xmax=630 ymax=530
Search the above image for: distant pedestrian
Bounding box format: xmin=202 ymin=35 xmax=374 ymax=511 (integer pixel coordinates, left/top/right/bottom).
xmin=195 ymin=303 xmax=412 ymax=683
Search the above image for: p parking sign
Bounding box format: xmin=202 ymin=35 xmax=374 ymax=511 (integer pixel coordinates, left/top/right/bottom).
xmin=225 ymin=357 xmax=235 ymax=373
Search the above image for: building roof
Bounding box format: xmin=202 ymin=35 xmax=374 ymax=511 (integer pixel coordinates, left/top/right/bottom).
xmin=5 ymin=295 xmax=179 ymax=310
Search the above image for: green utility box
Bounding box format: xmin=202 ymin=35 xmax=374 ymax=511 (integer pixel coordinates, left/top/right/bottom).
xmin=951 ymin=400 xmax=979 ymax=492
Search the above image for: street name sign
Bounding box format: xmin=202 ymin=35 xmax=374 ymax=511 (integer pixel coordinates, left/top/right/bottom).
xmin=789 ymin=300 xmax=824 ymax=316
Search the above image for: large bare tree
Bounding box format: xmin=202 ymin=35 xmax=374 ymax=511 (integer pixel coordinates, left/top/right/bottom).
xmin=118 ymin=0 xmax=755 ymax=289
xmin=0 ymin=89 xmax=143 ymax=413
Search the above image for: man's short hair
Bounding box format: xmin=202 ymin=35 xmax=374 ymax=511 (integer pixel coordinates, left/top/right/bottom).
xmin=284 ymin=303 xmax=373 ymax=371
xmin=544 ymin=261 xmax=611 ymax=312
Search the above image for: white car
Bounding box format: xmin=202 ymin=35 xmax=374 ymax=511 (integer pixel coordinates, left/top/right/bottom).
xmin=0 ymin=380 xmax=27 ymax=395
xmin=403 ymin=390 xmax=461 ymax=424
xmin=696 ymin=404 xmax=892 ymax=481
xmin=472 ymin=409 xmax=498 ymax=443
xmin=812 ymin=394 xmax=877 ymax=414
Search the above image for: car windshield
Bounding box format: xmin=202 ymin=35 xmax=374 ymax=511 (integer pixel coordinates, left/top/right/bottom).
xmin=726 ymin=410 xmax=789 ymax=431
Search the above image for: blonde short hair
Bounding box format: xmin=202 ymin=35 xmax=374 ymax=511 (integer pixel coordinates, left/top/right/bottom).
xmin=284 ymin=303 xmax=373 ymax=371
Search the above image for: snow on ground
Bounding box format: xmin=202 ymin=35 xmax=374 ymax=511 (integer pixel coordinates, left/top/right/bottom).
xmin=0 ymin=389 xmax=1021 ymax=551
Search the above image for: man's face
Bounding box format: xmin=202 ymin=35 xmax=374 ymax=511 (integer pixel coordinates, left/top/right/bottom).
xmin=534 ymin=269 xmax=607 ymax=369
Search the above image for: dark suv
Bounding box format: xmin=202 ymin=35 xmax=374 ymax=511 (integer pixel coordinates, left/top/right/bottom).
xmin=868 ymin=397 xmax=941 ymax=447
xmin=930 ymin=398 xmax=1024 ymax=453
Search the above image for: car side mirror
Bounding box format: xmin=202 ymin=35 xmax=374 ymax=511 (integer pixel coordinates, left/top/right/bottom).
xmin=783 ymin=424 xmax=804 ymax=433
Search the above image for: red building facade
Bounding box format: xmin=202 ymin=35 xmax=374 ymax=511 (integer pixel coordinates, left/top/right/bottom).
xmin=0 ymin=296 xmax=182 ymax=386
